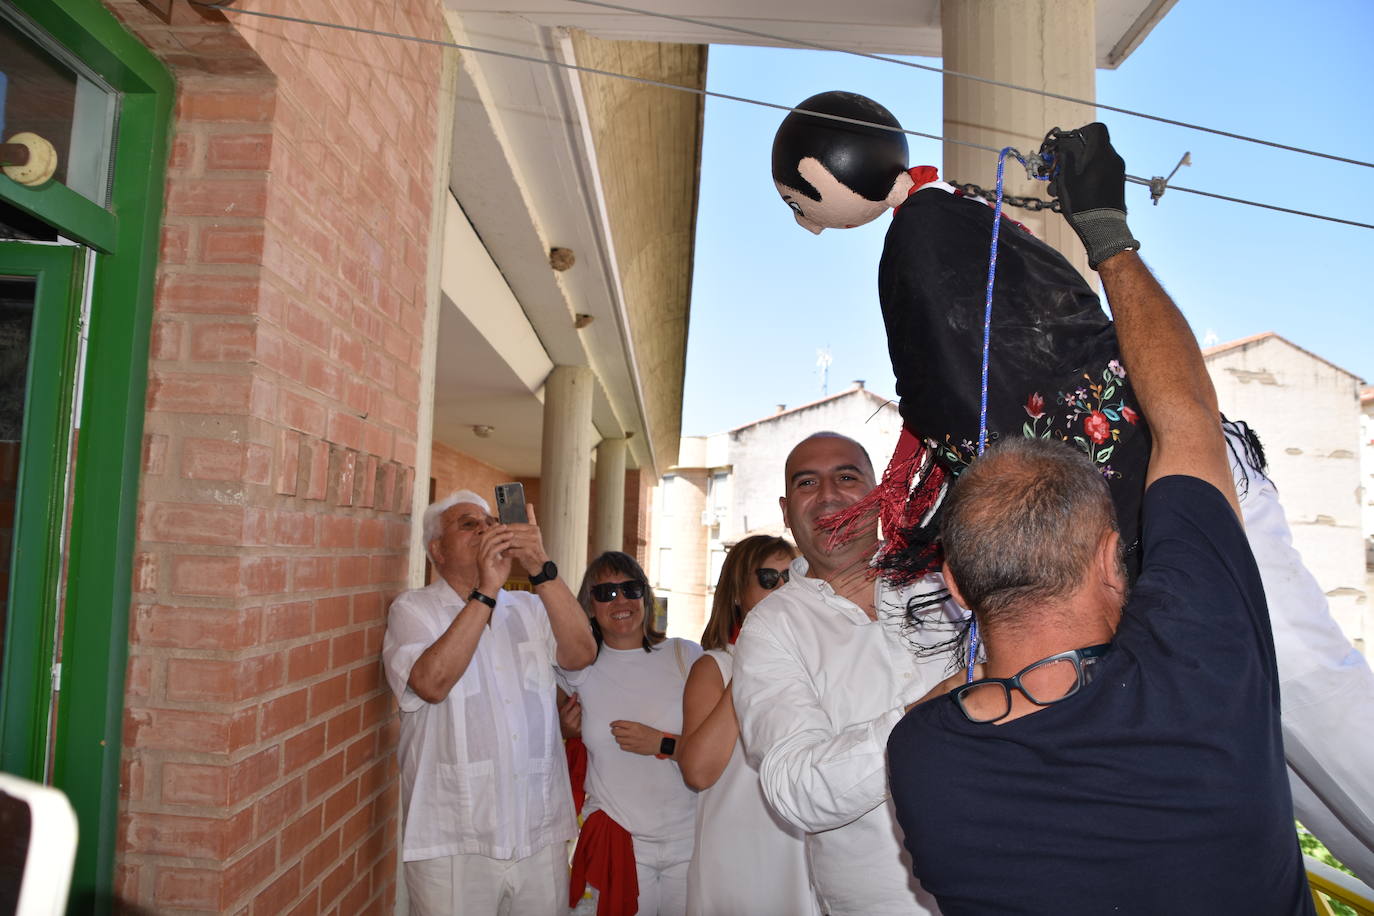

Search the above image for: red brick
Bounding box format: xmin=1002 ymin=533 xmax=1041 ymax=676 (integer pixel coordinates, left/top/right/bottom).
xmin=330 ymin=328 xmax=366 ymax=373
xmin=183 ymin=437 xmax=246 ymax=480
xmin=201 ymin=226 xmax=266 ymax=264
xmin=126 ymin=707 xmax=232 ymax=753
xmin=323 ymin=777 xmax=359 ymax=828
xmin=231 ymin=745 xmax=282 ymax=800
xmin=303 ymin=354 xmax=343 ymax=401
xmin=157 ymin=273 xmax=260 ymax=315
xmin=162 ymin=761 xmax=230 ymax=806
xmin=150 ymin=319 xmax=183 ymax=359
xmin=318 ymin=516 xmax=355 ymax=549
xmin=303 ymin=438 xmax=331 ymax=501
xmin=338 ymin=874 xmax=371 ymax=915
xmin=222 ymin=838 xmax=278 ymax=909
xmin=282 ymin=803 xmax=324 ymax=862
xmin=276 ymin=428 xmax=302 ymax=495
xmin=307 ymin=751 xmax=345 ymax=802
xmin=148 ymin=370 xmax=252 ymax=414
xmin=286 ymin=301 xmax=332 ymax=352
xmin=347 ymin=663 xmax=380 ymax=700
xmin=330 ymin=630 xmax=366 ymax=668
xmin=288 ymin=640 xmax=330 ymax=682
xmin=319 ymin=857 xmax=352 ymax=908
xmin=302 ymin=830 xmax=342 ymax=891
xmin=325 ymin=706 xmax=362 ymax=752
xmin=286 ymin=887 xmax=320 ymax=916
xmin=336 ymin=555 xmax=368 ymax=588
xmin=244 ymin=556 xmax=289 ymax=595
xmin=206 ymin=132 xmax=273 ymax=170
xmin=315 ymin=595 xmax=351 ymax=631
xmin=293 ymin=555 xmax=334 ymax=591
xmin=261 ymin=687 xmax=310 ymax=739
xmin=284 ymin=723 xmax=327 ymax=774
xmin=133 ymin=603 xmax=259 ymax=650
xmin=126 ymin=655 xmax=153 ymax=697
xmin=254 ymin=775 xmax=304 ymax=839
xmin=168 ymin=132 xmax=197 ymax=170
xmin=125 ymin=811 xmax=233 ymax=859
xmin=190 ymin=320 xmax=257 ymax=359
xmin=344 ymin=732 xmax=376 ymax=776
xmin=356 ymin=455 xmax=378 ymax=508
xmin=274 ymin=510 xmax=316 ymax=547
xmin=263 ymin=600 xmax=313 ymax=642
xmin=170 ymin=555 xmax=240 ymax=597
xmin=246 ymin=442 xmax=272 ymax=485
xmin=327 ymin=410 xmax=363 ymax=451
xmin=352 ymin=592 xmax=384 ymax=626
xmin=155 ymin=866 xmax=223 ymax=910
xmin=280 ymin=390 xmax=328 ymax=438
xmin=144 ymin=501 xmax=247 ymax=546
xmin=178 ymin=87 xmax=276 ymax=123
xmin=254 ymin=862 xmax=302 ymax=915
xmin=355 ymin=519 xmax=384 ymax=549
xmin=167 ymin=179 xmax=268 ymax=218
xmin=167 ymin=657 xmax=237 ymax=702
xmin=309 ymin=672 xmax=349 ymax=719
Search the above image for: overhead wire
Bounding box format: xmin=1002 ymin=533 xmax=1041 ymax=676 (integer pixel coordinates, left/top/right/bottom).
xmin=194 ymin=1 xmax=1373 ymax=231
xmin=569 ymin=0 xmax=1374 ymax=171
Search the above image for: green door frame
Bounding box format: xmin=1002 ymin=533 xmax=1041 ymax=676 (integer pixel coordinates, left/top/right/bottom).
xmin=0 ymin=0 xmax=172 ymax=910
xmin=0 ymin=241 xmax=84 ymax=781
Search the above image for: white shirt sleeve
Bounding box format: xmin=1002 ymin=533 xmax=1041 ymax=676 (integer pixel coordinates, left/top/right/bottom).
xmin=733 ymin=613 xmax=904 ymax=834
xmin=381 ymin=592 xmax=438 ymax=714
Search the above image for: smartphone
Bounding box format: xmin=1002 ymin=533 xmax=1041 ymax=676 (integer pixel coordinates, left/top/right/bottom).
xmin=495 ymin=482 xmax=528 ymax=525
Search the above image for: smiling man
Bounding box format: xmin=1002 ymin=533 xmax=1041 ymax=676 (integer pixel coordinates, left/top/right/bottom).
xmin=381 ymin=489 xmax=596 ymax=916
xmin=731 ymin=432 xmax=964 ymax=915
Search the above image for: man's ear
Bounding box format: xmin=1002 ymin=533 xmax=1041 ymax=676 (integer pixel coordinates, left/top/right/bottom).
xmin=425 ymin=539 xmax=442 ymax=569
xmin=1096 ymin=529 xmax=1125 ymax=600
xmin=778 ymin=495 xmax=790 ymax=530
xmin=941 ymin=559 xmax=970 ymax=611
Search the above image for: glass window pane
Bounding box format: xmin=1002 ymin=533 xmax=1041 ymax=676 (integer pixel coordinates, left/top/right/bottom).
xmin=1 ymin=5 xmax=118 ymax=207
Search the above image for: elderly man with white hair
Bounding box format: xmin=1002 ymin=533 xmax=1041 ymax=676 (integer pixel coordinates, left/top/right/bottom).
xmin=383 ymin=489 xmax=597 ymax=915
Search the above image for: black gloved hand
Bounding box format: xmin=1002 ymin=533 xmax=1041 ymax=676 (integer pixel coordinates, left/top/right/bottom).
xmin=1047 ymin=122 xmax=1140 ymax=269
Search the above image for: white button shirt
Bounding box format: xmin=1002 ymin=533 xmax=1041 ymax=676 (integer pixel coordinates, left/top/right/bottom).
xmin=732 ymin=556 xmax=964 ymax=916
xmin=382 ymin=580 xmax=577 ymax=862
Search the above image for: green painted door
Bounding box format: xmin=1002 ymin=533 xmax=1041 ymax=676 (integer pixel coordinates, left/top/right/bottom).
xmin=0 ymin=240 xmax=83 ymax=781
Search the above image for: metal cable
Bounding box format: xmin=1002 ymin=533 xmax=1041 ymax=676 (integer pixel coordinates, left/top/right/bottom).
xmin=193 ymin=1 xmax=1373 ymax=231
xmin=569 ymin=0 xmax=1374 ymax=170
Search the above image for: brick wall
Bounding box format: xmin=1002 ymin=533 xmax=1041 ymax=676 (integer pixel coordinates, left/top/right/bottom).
xmin=106 ymin=0 xmax=446 ymax=912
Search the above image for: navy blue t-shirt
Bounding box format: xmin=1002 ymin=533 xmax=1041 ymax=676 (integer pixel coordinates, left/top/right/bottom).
xmin=888 ymin=475 xmax=1314 ymax=915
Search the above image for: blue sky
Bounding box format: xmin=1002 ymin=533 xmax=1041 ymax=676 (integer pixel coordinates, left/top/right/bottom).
xmin=680 ymin=0 xmax=1374 ymax=436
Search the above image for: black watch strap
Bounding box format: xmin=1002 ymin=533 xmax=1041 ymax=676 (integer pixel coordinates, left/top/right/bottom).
xmin=529 ymin=560 xmax=558 ymax=586
xmin=658 ymin=735 xmax=677 ymax=757
xmin=467 ymin=589 xmax=496 ymax=609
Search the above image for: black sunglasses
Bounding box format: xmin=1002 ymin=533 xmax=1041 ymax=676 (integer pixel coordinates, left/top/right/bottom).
xmin=590 ymin=580 xmax=645 ymax=603
xmin=754 ymin=567 xmax=791 ymax=590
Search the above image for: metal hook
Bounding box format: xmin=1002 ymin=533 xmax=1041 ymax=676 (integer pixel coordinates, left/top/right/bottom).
xmin=1149 ymin=151 xmax=1192 ymax=205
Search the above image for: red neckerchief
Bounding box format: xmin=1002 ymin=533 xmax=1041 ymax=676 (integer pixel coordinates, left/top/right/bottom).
xmin=728 ymin=621 xmax=741 ymax=645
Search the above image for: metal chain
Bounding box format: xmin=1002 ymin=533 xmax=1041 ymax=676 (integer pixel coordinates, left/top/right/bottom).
xmin=952 ymin=181 xmax=1062 ymax=212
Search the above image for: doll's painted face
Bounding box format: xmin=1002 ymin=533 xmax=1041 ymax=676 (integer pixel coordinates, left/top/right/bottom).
xmin=775 ymin=157 xmax=895 ymax=234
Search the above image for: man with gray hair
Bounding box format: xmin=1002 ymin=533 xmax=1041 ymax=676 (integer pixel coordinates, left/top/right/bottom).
xmin=887 ymin=126 xmax=1314 ymax=913
xmin=383 ymin=489 xmax=596 ymax=915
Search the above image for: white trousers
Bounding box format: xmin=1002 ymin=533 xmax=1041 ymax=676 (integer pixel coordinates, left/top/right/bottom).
xmin=405 ymin=842 xmax=569 ymax=916
xmin=632 ymin=831 xmax=693 ymax=916
xmin=1229 ymin=422 xmax=1374 ymax=884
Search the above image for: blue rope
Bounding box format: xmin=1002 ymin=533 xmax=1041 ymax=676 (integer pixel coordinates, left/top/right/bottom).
xmin=965 ymin=146 xmax=1024 ymax=683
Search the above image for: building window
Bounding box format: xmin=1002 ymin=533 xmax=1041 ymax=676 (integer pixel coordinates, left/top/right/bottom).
xmin=657 ymin=546 xmax=673 ymax=587
xmin=659 ymin=473 xmax=677 ymax=517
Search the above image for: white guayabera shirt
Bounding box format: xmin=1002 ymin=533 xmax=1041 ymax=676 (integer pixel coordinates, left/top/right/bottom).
xmin=382 ymin=580 xmax=576 ymax=862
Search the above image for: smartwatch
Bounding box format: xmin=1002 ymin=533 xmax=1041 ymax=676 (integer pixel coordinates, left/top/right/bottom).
xmin=467 ymin=589 xmax=496 ymax=609
xmin=657 ymin=734 xmax=677 ymax=759
xmin=529 ymin=560 xmax=558 ymax=587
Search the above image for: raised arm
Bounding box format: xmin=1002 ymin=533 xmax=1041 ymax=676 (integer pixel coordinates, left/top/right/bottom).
xmin=506 ymin=505 xmax=597 ymax=670
xmin=1052 ymin=124 xmax=1239 ymax=519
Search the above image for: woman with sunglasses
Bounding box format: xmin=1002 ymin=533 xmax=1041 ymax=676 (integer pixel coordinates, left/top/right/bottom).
xmin=557 ymin=551 xmax=703 ymax=916
xmin=679 ymin=536 xmax=819 ymax=916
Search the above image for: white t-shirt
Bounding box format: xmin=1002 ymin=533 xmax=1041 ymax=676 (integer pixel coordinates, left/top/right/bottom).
xmin=559 ymin=638 xmax=702 ymax=841
xmin=733 ymin=557 xmax=964 ymax=916
xmin=382 ymin=580 xmax=577 ymax=862
xmin=686 ymin=648 xmax=819 ymax=916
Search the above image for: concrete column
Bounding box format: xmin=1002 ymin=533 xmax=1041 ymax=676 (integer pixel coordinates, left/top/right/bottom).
xmin=540 ymin=366 xmax=596 ymax=578
xmin=941 ymin=0 xmax=1097 ymax=280
xmin=592 ymin=437 xmax=628 ymax=555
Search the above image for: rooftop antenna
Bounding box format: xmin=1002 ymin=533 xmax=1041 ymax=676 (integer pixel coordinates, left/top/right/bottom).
xmin=816 ymin=346 xmax=833 ymax=396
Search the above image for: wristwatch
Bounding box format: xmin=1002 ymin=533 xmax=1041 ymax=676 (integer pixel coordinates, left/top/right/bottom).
xmin=467 ymin=589 xmax=496 ymax=609
xmin=529 ymin=560 xmax=558 ymax=586
xmin=658 ymin=734 xmax=677 ymax=758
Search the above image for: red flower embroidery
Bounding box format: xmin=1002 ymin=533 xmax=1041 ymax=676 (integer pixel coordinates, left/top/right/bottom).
xmin=1122 ymin=406 xmax=1140 ymax=425
xmin=1024 ymin=392 xmax=1045 ymax=419
xmin=1084 ymin=411 xmax=1111 ymax=444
